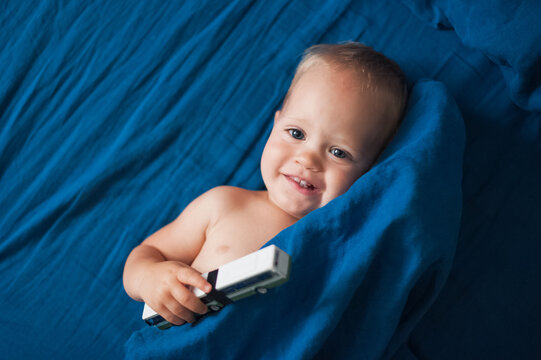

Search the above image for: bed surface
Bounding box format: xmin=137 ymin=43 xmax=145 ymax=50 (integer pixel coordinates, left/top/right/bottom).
xmin=0 ymin=0 xmax=539 ymax=359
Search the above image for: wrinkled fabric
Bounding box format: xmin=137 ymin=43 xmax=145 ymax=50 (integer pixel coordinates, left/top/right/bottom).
xmin=1 ymin=1 xmax=539 ymax=359
xmin=400 ymin=0 xmax=541 ymax=111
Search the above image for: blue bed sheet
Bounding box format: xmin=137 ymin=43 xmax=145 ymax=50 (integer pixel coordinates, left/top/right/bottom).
xmin=1 ymin=0 xmax=539 ymax=359
xmin=400 ymin=0 xmax=541 ymax=111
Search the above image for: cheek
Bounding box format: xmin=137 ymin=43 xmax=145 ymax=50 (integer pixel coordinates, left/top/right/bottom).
xmin=324 ymin=168 xmax=359 ymax=198
xmin=261 ymin=138 xmax=286 ymax=180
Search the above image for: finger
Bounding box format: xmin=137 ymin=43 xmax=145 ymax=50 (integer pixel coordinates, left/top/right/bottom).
xmin=162 ymin=311 xmax=186 ymax=326
xmin=171 ymin=283 xmax=208 ymax=316
xmin=166 ymin=303 xmax=195 ymax=324
xmin=177 ymin=267 xmax=212 ymax=294
xmin=155 ymin=302 xmax=187 ymax=326
xmin=162 ymin=294 xmax=197 ymax=324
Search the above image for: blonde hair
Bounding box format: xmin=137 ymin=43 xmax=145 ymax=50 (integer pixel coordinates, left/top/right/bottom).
xmin=283 ymin=42 xmax=408 ymax=149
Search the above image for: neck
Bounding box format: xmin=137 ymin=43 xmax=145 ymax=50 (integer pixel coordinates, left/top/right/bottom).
xmin=262 ymin=190 xmax=300 ymax=225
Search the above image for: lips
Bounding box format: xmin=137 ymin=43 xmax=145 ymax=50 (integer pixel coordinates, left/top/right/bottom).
xmin=283 ymin=174 xmax=321 ymax=195
xmin=289 ymin=176 xmax=315 ymax=189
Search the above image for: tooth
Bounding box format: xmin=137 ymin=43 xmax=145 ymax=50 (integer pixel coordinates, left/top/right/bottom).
xmin=300 ymin=180 xmax=307 ymax=187
xmin=293 ymin=177 xmax=300 ymax=182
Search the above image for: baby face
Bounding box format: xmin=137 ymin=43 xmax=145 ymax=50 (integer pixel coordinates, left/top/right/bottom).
xmin=261 ymin=63 xmax=396 ymax=219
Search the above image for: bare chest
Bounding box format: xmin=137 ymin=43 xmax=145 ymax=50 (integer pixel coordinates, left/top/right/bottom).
xmin=190 ymin=210 xmax=290 ymax=274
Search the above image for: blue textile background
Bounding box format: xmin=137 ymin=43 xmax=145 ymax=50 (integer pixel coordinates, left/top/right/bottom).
xmin=1 ymin=0 xmax=540 ymax=359
xmin=399 ymin=0 xmax=541 ymax=111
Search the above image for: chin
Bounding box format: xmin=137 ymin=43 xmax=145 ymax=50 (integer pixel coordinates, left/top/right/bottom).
xmin=282 ymin=204 xmax=317 ymax=219
xmin=265 ymin=179 xmax=322 ymax=219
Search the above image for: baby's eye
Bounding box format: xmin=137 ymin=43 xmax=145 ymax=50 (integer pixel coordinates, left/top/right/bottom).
xmin=288 ymin=129 xmax=305 ymax=140
xmin=331 ymin=148 xmax=347 ymax=159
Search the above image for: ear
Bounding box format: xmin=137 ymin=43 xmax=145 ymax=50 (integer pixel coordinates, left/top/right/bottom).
xmin=274 ymin=110 xmax=281 ymax=124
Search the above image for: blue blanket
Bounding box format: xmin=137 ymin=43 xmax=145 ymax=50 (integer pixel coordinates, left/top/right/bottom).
xmin=400 ymin=0 xmax=541 ymax=111
xmin=1 ymin=1 xmax=540 ymax=359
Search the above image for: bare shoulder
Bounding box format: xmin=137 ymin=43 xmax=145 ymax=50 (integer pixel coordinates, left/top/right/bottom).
xmin=201 ymin=185 xmax=256 ymax=212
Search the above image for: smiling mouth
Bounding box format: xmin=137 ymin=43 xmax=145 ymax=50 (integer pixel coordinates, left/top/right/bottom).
xmin=284 ymin=174 xmax=319 ymax=192
xmin=290 ymin=176 xmax=315 ymax=190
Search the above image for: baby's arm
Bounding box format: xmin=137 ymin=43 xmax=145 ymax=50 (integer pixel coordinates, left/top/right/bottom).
xmin=123 ymin=189 xmax=218 ymax=325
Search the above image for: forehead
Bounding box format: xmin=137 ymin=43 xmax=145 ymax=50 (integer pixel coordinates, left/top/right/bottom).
xmin=286 ymin=64 xmax=378 ymax=116
xmin=283 ymin=64 xmax=393 ymax=145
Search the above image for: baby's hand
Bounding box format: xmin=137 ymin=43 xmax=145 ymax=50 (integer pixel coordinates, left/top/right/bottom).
xmin=141 ymin=261 xmax=212 ymax=325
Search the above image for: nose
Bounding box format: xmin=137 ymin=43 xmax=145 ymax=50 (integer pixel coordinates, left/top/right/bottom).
xmin=295 ymin=149 xmax=322 ymax=171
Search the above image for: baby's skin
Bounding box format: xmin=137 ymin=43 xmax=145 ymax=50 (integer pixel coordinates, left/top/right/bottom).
xmin=123 ymin=60 xmax=398 ymax=326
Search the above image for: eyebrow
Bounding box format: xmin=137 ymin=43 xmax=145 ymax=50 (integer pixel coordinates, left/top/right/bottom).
xmin=278 ymin=114 xmax=307 ymax=123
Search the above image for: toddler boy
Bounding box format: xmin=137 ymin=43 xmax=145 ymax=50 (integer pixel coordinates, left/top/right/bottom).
xmin=123 ymin=42 xmax=408 ymax=326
